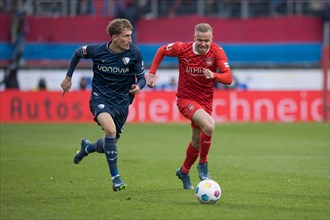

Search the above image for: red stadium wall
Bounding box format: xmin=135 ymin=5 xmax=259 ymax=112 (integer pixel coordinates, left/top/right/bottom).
xmin=0 ymin=14 xmax=322 ymax=43
xmin=0 ymin=14 xmax=110 ymax=43
xmin=0 ymin=14 xmax=322 ymax=66
xmin=0 ymin=91 xmax=327 ymax=123
xmin=136 ymin=16 xmax=322 ymax=43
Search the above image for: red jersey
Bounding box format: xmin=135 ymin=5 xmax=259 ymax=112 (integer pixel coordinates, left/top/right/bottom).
xmin=150 ymin=41 xmax=232 ymax=106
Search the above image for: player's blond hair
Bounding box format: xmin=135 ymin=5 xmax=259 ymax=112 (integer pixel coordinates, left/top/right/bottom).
xmin=106 ymin=18 xmax=133 ymax=37
xmin=195 ymin=23 xmax=213 ymax=33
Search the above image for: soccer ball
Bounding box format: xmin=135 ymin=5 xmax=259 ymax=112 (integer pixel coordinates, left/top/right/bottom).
xmin=195 ymin=179 xmax=221 ymax=204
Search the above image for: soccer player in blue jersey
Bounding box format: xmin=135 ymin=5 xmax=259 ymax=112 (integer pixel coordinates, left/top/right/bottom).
xmin=60 ymin=18 xmax=146 ymax=192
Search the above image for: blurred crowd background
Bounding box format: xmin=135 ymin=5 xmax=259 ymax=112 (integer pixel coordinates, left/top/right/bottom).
xmin=0 ymin=0 xmax=328 ymax=19
xmin=0 ymin=0 xmax=329 ymax=92
xmin=0 ymin=0 xmax=329 ymax=122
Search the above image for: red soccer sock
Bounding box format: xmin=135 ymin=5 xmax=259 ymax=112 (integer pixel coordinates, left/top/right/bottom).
xmin=182 ymin=142 xmax=199 ymax=174
xmin=199 ymin=132 xmax=212 ymax=164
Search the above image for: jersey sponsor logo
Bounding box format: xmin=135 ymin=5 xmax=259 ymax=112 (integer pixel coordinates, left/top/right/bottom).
xmin=166 ymin=43 xmax=174 ymax=50
xmin=186 ymin=67 xmax=204 ymax=76
xmin=82 ymin=46 xmax=87 ymax=55
xmin=122 ymin=57 xmax=130 ymax=65
xmin=206 ymin=58 xmax=213 ymax=66
xmin=97 ymin=65 xmax=129 ymax=73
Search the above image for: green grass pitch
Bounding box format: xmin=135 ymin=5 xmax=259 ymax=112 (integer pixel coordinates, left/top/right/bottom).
xmin=1 ymin=123 xmax=329 ymax=219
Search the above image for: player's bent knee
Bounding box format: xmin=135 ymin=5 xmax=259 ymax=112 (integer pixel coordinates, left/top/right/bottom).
xmin=203 ymin=122 xmax=215 ymax=136
xmin=103 ymin=128 xmax=116 ymax=136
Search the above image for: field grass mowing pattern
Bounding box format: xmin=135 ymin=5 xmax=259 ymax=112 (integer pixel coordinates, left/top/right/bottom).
xmin=0 ymin=123 xmax=329 ymax=219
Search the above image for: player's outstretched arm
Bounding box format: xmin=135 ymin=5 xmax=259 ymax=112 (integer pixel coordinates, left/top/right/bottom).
xmin=148 ymin=43 xmax=180 ymax=88
xmin=61 ymin=47 xmax=85 ymax=97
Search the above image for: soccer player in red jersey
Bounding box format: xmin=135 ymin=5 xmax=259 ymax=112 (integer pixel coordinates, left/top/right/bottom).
xmin=147 ymin=23 xmax=232 ymax=189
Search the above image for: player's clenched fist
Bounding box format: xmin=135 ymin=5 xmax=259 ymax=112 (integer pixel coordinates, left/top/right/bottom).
xmin=203 ymin=68 xmax=214 ymax=79
xmin=147 ymin=73 xmax=156 ymax=88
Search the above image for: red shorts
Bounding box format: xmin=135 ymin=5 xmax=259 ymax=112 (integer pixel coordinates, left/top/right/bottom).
xmin=176 ymin=98 xmax=212 ymax=128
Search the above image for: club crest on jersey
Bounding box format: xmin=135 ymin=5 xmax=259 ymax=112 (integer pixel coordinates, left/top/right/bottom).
xmin=205 ymin=58 xmax=213 ymax=66
xmin=97 ymin=104 xmax=105 ymax=109
xmin=122 ymin=57 xmax=130 ymax=65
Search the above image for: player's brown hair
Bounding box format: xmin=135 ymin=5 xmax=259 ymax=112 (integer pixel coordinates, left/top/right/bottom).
xmin=195 ymin=23 xmax=213 ymax=33
xmin=106 ymin=18 xmax=133 ymax=37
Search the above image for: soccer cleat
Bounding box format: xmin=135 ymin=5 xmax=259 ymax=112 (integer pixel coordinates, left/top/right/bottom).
xmin=176 ymin=167 xmax=194 ymax=190
xmin=197 ymin=163 xmax=210 ymax=180
xmin=73 ymin=139 xmax=90 ymax=164
xmin=112 ymin=175 xmax=127 ymax=192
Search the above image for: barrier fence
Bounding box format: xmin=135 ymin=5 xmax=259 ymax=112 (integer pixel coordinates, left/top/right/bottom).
xmin=1 ymin=90 xmax=328 ymax=123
